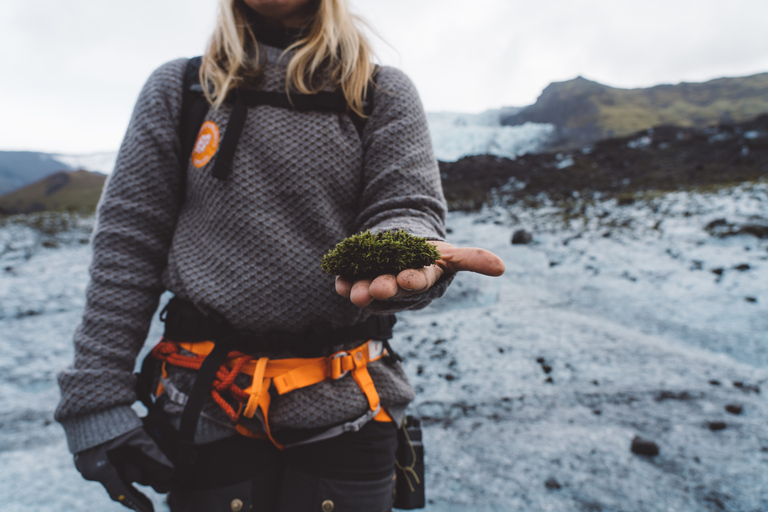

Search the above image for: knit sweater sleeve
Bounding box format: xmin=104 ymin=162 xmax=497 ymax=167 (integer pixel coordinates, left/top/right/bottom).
xmin=55 ymin=59 xmax=187 ymax=453
xmin=355 ymin=66 xmax=453 ymax=313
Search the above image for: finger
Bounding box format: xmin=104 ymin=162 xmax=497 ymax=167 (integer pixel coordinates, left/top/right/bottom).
xmin=368 ymin=274 xmax=400 ymax=300
xmin=397 ymin=265 xmax=443 ymax=292
xmin=432 ymin=243 xmax=505 ymax=276
xmin=350 ymin=279 xmax=374 ymax=307
xmin=335 ymin=276 xmax=352 ymax=297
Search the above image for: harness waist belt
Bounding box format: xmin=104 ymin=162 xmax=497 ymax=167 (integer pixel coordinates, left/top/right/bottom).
xmin=160 ymin=297 xmax=396 ymax=357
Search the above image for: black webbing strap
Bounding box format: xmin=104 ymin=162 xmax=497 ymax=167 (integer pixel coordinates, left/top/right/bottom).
xmin=210 ymin=90 xmax=248 ymax=181
xmin=240 ymin=89 xmax=348 ymax=112
xmin=160 ymin=296 xmax=396 ymax=354
xmin=177 ymin=57 xmax=378 ymax=185
xmin=176 ymin=337 xmax=233 ymax=464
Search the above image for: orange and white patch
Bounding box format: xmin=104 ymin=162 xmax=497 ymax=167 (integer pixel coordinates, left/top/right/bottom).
xmin=191 ymin=121 xmax=220 ymax=168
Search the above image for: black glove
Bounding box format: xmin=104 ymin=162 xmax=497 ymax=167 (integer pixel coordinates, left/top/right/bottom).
xmin=74 ymin=427 xmax=175 ymax=512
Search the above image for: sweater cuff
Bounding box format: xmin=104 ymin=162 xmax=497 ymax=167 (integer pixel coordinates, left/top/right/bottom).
xmin=60 ymin=406 xmax=143 ymax=454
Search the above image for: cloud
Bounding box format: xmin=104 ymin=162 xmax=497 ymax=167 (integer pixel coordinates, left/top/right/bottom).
xmin=2 ymin=0 xmax=768 ymax=152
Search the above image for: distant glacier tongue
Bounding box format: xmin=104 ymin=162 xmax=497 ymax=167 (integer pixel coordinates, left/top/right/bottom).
xmin=427 ymin=111 xmax=554 ymax=161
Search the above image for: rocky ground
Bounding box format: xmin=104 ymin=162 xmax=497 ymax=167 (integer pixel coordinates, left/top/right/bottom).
xmin=440 ymin=114 xmax=768 ymax=213
xmin=1 ymin=181 xmax=766 ymax=511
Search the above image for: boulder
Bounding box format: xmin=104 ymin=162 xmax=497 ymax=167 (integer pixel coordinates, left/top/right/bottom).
xmin=511 ymin=229 xmax=533 ymax=245
xmin=631 ymin=436 xmax=659 ymax=456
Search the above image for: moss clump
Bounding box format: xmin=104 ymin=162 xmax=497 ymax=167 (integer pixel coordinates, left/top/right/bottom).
xmin=321 ymin=229 xmax=442 ymax=280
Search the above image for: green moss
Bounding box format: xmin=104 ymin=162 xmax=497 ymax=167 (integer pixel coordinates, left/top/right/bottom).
xmin=321 ymin=229 xmax=442 ymax=280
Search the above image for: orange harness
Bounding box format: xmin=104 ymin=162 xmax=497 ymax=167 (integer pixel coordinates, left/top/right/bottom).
xmin=150 ymin=338 xmax=393 ymax=449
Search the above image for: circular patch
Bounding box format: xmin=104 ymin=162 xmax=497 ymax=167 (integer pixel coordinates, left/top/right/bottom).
xmin=191 ymin=121 xmax=220 ymax=168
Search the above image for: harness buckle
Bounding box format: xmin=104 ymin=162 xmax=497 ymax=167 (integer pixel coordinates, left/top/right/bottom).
xmin=330 ymin=351 xmax=350 ymax=380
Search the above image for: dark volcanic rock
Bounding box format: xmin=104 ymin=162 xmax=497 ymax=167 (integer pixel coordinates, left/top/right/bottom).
xmin=708 ymin=421 xmax=727 ymax=431
xmin=706 ymin=218 xmax=768 ymax=239
xmin=725 ymin=404 xmax=743 ymax=415
xmin=438 ymin=114 xmax=768 ymax=211
xmin=631 ymin=436 xmax=660 ymax=456
xmin=545 ymin=477 xmax=562 ymax=490
xmin=511 ymin=229 xmax=533 ymax=245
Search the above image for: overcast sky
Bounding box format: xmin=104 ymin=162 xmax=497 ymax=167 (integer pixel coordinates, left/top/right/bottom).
xmin=3 ymin=0 xmax=768 ymax=154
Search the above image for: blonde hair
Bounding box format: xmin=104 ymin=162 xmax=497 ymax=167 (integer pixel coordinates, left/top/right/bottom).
xmin=200 ymin=0 xmax=376 ymax=117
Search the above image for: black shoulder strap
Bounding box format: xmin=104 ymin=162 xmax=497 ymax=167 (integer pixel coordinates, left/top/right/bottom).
xmin=177 ymin=58 xmax=378 ymax=183
xmin=178 ymin=57 xmax=210 ymax=196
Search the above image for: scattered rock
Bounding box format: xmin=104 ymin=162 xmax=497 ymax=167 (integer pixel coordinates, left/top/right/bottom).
xmin=592 ymin=409 xmax=601 ymax=415
xmin=592 ymin=380 xmax=599 ymax=386
xmin=511 ymin=229 xmax=533 ymax=245
xmin=705 ymin=218 xmax=768 ymax=239
xmin=631 ymin=436 xmax=659 ymax=456
xmin=4 ymin=266 xmax=12 ymax=272
xmin=655 ymin=390 xmax=692 ymax=401
xmin=709 ymin=379 xmax=721 ymax=386
xmin=444 ymin=374 xmax=456 ymax=381
xmin=416 ymin=365 xmax=424 ymax=376
xmin=544 ymin=478 xmax=562 ymax=490
xmin=711 ymin=267 xmax=724 ymax=276
xmin=536 ymin=357 xmax=545 ymax=364
xmin=542 ymin=364 xmax=553 ymax=374
xmin=41 ymin=240 xmax=58 ymax=248
xmin=693 ymin=456 xmax=701 ymax=463
xmin=79 ymin=238 xmax=90 ymax=244
xmin=725 ymin=404 xmax=743 ymax=415
xmin=733 ymin=381 xmax=760 ymax=393
xmin=545 ymin=376 xmax=554 ymax=384
xmin=734 ymin=263 xmax=750 ymax=271
xmin=433 ymin=339 xmax=446 ymax=345
xmin=497 ymin=347 xmax=504 ymax=354
xmin=708 ymin=421 xmax=727 ymax=431
xmin=745 ymin=296 xmax=757 ymax=303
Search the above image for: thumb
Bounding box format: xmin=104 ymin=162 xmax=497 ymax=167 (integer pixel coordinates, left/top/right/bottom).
xmin=430 ymin=242 xmax=505 ymax=276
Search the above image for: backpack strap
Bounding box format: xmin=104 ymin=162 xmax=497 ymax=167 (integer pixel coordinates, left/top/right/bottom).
xmin=177 ymin=57 xmax=378 ymax=183
xmin=177 ymin=57 xmax=209 ymax=198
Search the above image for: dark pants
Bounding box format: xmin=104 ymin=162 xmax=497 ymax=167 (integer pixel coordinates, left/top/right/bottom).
xmin=167 ymin=421 xmax=398 ymax=512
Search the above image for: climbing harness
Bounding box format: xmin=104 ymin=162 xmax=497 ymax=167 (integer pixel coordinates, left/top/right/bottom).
xmin=136 ymin=296 xmax=399 ymax=478
xmin=149 ymin=337 xmax=394 ymax=449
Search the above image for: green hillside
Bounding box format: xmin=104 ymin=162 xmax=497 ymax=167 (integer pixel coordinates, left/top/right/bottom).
xmin=502 ymin=73 xmax=768 ymax=149
xmin=0 ymin=170 xmax=106 ymax=215
xmin=0 ymin=151 xmax=73 ymax=196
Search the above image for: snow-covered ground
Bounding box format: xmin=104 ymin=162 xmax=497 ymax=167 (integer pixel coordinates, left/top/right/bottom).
xmin=1 ymin=184 xmax=766 ymax=511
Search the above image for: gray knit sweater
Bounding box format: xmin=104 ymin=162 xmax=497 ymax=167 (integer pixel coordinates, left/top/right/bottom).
xmin=55 ymin=45 xmax=449 ymax=454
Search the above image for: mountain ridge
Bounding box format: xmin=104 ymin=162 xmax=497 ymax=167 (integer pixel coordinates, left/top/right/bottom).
xmin=501 ymin=72 xmax=768 ymax=149
xmin=0 ymin=170 xmax=106 ymax=215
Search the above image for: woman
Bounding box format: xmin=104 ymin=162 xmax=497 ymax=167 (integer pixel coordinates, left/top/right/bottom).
xmin=56 ymin=0 xmax=504 ymax=510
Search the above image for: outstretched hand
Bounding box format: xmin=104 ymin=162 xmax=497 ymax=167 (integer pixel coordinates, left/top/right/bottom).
xmin=335 ymin=241 xmax=505 ymax=307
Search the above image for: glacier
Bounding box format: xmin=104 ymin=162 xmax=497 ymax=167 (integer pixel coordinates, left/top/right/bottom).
xmin=1 ymin=181 xmax=766 ymax=511
xmin=427 ymin=110 xmax=554 ymax=162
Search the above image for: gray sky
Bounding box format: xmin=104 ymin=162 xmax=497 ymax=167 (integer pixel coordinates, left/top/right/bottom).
xmin=3 ymin=0 xmax=768 ymax=153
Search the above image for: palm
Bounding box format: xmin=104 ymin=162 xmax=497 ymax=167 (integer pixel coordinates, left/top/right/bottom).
xmin=335 ymin=241 xmax=505 ymax=307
